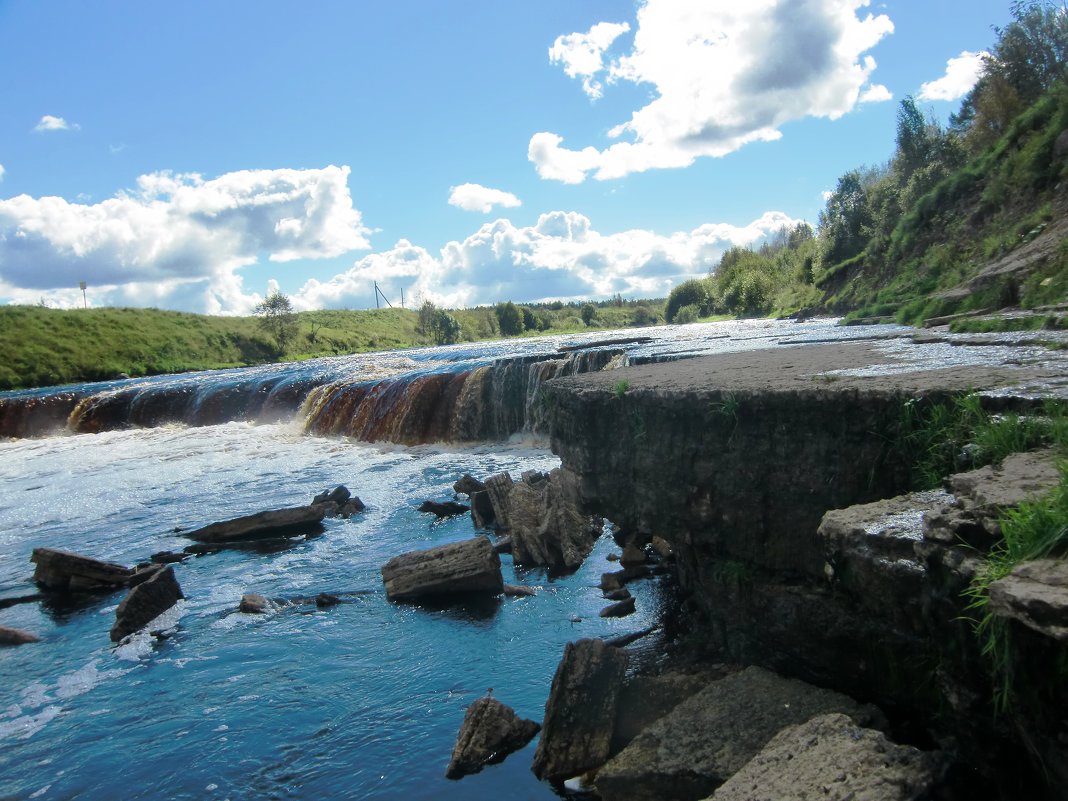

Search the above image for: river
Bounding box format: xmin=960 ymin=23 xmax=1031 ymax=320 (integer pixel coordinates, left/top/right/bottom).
xmin=2 ymin=317 xmax=1058 ymax=800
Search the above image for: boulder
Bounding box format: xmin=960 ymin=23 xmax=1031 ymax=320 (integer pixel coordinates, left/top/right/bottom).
xmin=989 ymin=559 xmax=1068 ymax=640
xmin=620 ymin=543 xmax=647 ymax=566
xmin=531 ymin=638 xmax=628 ymax=783
xmin=710 ymin=713 xmax=941 ymax=801
xmin=184 ymin=505 xmax=327 ymax=543
xmin=469 ymin=490 xmax=496 ymax=529
xmin=381 ymin=536 xmax=503 ymax=602
xmin=418 ymin=500 xmax=471 ymax=518
xmin=453 ymin=474 xmax=486 ymax=496
xmin=600 ymin=597 xmax=636 ymax=618
xmin=110 ymin=566 xmax=184 ymax=642
xmin=650 ymin=536 xmax=674 ymax=560
xmin=506 ymin=468 xmax=603 ymax=569
xmin=604 ymin=587 xmax=631 ymax=601
xmin=31 ymin=547 xmax=134 ymax=592
xmin=484 ymin=472 xmax=516 ymax=529
xmin=150 ymin=551 xmax=188 ymax=565
xmin=0 ymin=625 xmax=41 ymax=645
xmin=315 ymin=592 xmax=341 ymax=607
xmin=593 ymin=665 xmax=881 ymax=801
xmin=611 ymin=668 xmax=730 ymax=753
xmin=492 ymin=536 xmax=513 ymax=555
xmin=446 ymin=696 xmax=541 ymax=779
xmin=240 ymin=593 xmax=271 ymax=613
xmin=312 ymin=485 xmax=351 ymax=506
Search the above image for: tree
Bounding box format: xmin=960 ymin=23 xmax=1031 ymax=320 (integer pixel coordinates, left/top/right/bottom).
xmin=665 ymin=279 xmax=712 ymax=322
xmin=580 ymin=303 xmax=596 ymax=327
xmin=817 ymin=170 xmax=872 ymax=268
xmin=417 ymin=299 xmax=461 ymax=345
xmin=494 ymin=301 xmax=523 ymax=336
xmin=254 ymin=290 xmax=298 ymax=355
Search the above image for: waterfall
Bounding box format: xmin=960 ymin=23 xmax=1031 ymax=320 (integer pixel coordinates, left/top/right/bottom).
xmin=0 ymin=346 xmax=627 ymax=444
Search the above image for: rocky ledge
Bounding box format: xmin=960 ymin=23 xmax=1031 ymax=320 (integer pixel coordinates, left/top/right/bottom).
xmin=542 ymin=340 xmax=1068 ymax=798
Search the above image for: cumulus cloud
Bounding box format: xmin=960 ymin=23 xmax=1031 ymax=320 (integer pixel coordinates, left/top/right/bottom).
xmin=860 ymin=83 xmax=893 ymax=103
xmin=292 ymin=209 xmax=804 ymax=310
xmin=0 ymin=165 xmax=371 ymax=314
xmin=531 ymin=0 xmax=894 ymax=183
xmin=548 ymin=20 xmax=631 ymax=99
xmin=34 ymin=115 xmax=79 ymax=132
xmin=918 ymin=50 xmax=989 ymax=102
xmin=448 ymin=183 xmax=522 ymax=213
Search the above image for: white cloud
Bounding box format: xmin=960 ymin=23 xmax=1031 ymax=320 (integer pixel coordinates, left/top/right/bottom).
xmin=859 ymin=83 xmax=893 ymax=103
xmin=0 ymin=165 xmax=371 ymax=315
xmin=918 ymin=50 xmax=989 ymax=102
xmin=548 ymin=20 xmax=631 ymax=99
xmin=34 ymin=115 xmax=79 ymax=132
xmin=448 ymin=183 xmax=522 ymax=213
xmin=532 ymin=0 xmax=894 ymax=183
xmin=293 ymin=209 xmax=805 ymax=310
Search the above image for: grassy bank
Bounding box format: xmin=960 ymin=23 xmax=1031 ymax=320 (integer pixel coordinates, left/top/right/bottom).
xmin=0 ymin=299 xmax=666 ymax=391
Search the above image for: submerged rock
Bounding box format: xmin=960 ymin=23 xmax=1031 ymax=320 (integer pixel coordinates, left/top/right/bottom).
xmin=31 ymin=547 xmax=134 ymax=592
xmin=110 ymin=566 xmax=184 ymax=642
xmin=711 ymin=713 xmax=941 ymax=801
xmin=312 ymin=485 xmax=351 ymax=506
xmin=502 ymin=583 xmax=537 ymax=597
xmin=184 ymin=505 xmax=327 ymax=543
xmin=0 ymin=625 xmax=42 ymax=645
xmin=594 ymin=665 xmax=881 ymax=801
xmin=380 ymin=536 xmax=503 ymax=602
xmin=532 ymin=638 xmax=628 ymax=783
xmin=239 ymin=593 xmax=271 ymax=613
xmin=446 ymin=696 xmax=541 ymax=779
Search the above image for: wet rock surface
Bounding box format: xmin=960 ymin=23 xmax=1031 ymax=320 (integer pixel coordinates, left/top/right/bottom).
xmin=0 ymin=625 xmax=42 ymax=645
xmin=110 ymin=565 xmax=184 ymax=642
xmin=710 ymin=713 xmax=941 ymax=801
xmin=380 ymin=536 xmax=503 ymax=601
xmin=445 ymin=696 xmax=540 ymax=779
xmin=593 ymin=666 xmax=882 ymax=801
xmin=418 ymin=500 xmax=470 ymax=518
xmin=532 ymin=638 xmax=628 ymax=784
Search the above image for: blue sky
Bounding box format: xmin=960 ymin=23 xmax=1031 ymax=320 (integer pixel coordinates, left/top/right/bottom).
xmin=0 ymin=0 xmax=1012 ymax=314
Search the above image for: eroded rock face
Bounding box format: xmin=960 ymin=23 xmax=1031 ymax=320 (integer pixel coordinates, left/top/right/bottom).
xmin=593 ymin=666 xmax=881 ymax=801
xmin=710 ymin=713 xmax=941 ymax=801
xmin=445 ymin=696 xmax=540 ymax=779
xmin=506 ymin=468 xmax=603 ymax=569
xmin=532 ymin=638 xmax=628 ymax=784
xmin=31 ymin=547 xmax=134 ymax=592
xmin=380 ymin=536 xmax=503 ymax=601
xmin=110 ymin=566 xmax=184 ymax=642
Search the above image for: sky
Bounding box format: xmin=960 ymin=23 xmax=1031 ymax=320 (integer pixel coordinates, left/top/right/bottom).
xmin=0 ymin=0 xmax=1014 ymax=315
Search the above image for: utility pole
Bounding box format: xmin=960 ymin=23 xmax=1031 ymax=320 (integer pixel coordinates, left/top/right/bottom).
xmin=401 ymin=288 xmax=405 ymax=309
xmin=79 ymin=280 xmax=87 ymax=309
xmin=374 ymin=281 xmax=379 ymax=309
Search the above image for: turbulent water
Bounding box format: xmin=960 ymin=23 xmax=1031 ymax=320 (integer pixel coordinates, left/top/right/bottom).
xmin=3 ymin=317 xmax=1060 ymax=800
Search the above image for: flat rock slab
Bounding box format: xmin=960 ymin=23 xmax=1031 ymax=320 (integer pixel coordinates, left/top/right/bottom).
xmin=532 ymin=638 xmax=628 ymax=783
xmin=594 ymin=665 xmax=880 ymax=801
xmin=989 ymin=558 xmax=1068 ymax=640
xmin=110 ymin=565 xmax=184 ymax=642
xmin=446 ymin=696 xmax=541 ymax=779
xmin=710 ymin=713 xmax=941 ymax=801
xmin=381 ymin=536 xmax=503 ymax=601
xmin=31 ymin=547 xmax=133 ymax=592
xmin=184 ymin=505 xmax=327 ymax=543
xmin=948 ymin=449 xmax=1061 ymax=512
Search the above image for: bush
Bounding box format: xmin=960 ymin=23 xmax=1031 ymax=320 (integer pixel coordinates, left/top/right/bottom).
xmin=666 ymin=279 xmax=712 ymax=322
xmin=673 ymin=304 xmax=700 ymax=324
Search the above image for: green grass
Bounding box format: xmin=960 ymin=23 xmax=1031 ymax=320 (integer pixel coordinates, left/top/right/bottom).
xmin=0 ymin=299 xmax=668 ymax=391
xmin=896 ymin=392 xmax=1068 ymax=711
xmin=613 ymin=379 xmax=630 ymax=399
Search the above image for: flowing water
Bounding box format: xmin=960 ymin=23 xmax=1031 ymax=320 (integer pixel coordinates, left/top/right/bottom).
xmin=2 ymin=318 xmax=1063 ymax=800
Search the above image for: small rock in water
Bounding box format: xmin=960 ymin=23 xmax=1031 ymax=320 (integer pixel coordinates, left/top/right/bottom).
xmin=312 ymin=485 xmax=351 ymax=506
xmin=620 ymin=543 xmax=647 ymax=566
xmin=604 ymin=587 xmax=632 ymax=602
xmin=650 ymin=536 xmax=674 ymax=560
xmin=150 ymin=551 xmax=188 ymax=565
xmin=606 ymin=552 xmax=621 ymax=562
xmin=418 ymin=500 xmax=470 ymax=518
xmin=445 ymin=696 xmax=541 ymax=779
xmin=0 ymin=625 xmax=41 ymax=646
xmin=315 ymin=592 xmax=341 ymax=607
xmin=239 ymin=593 xmax=270 ymax=614
xmin=110 ymin=566 xmax=184 ymax=643
xmin=600 ymin=597 xmax=636 ymax=618
xmin=453 ymin=474 xmax=487 ymax=497
xmin=502 ymin=584 xmax=536 ymax=598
